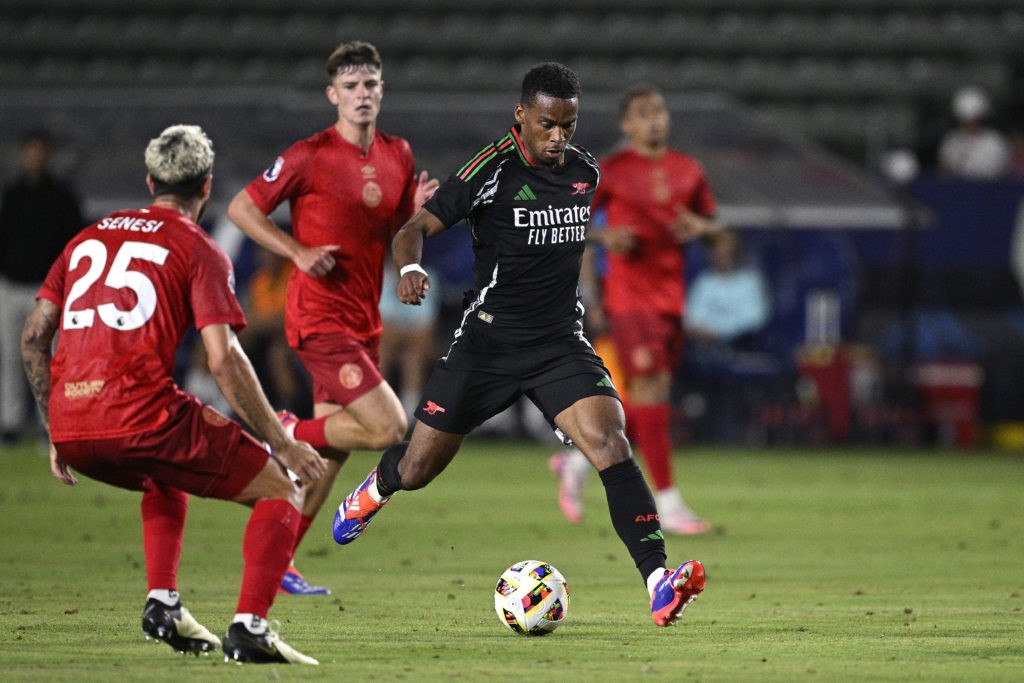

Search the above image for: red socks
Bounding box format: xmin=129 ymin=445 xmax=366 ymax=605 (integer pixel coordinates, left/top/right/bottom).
xmin=236 ymin=499 xmax=300 ymax=617
xmin=293 ymin=514 xmax=314 ymax=553
xmin=631 ymin=403 xmax=673 ymax=491
xmin=294 ymin=417 xmax=329 ymax=448
xmin=141 ymin=484 xmax=189 ymax=592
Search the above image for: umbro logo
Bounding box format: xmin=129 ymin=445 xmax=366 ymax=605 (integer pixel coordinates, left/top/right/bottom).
xmin=514 ymin=184 xmax=537 ymax=201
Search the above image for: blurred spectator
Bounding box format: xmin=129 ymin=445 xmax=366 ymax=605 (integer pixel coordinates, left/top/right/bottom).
xmin=1008 ymin=129 xmax=1024 ymax=180
xmin=685 ymin=229 xmax=772 ymax=363
xmin=238 ymin=248 xmax=306 ymax=414
xmin=378 ymin=262 xmax=441 ymax=421
xmin=937 ymin=86 xmax=1011 ymax=180
xmin=680 ymin=231 xmax=773 ymax=444
xmin=0 ymin=129 xmax=83 ymax=444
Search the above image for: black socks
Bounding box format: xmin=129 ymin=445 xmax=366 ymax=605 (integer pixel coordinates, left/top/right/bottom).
xmin=375 ymin=441 xmax=409 ymax=497
xmin=599 ymin=459 xmax=667 ymax=582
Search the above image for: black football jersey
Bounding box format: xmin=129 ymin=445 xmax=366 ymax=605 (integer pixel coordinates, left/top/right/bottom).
xmin=424 ymin=125 xmax=600 ymax=345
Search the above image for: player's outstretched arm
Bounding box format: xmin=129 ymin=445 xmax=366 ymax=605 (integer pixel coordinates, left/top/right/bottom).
xmin=392 ymin=208 xmax=446 ymax=305
xmin=199 ymin=323 xmax=328 ymax=485
xmin=227 ymin=189 xmax=339 ymax=278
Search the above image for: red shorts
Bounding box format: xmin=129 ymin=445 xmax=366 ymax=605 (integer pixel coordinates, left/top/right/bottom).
xmin=293 ymin=333 xmax=384 ymax=406
xmin=54 ymin=393 xmax=268 ymax=500
xmin=608 ymin=312 xmax=684 ymax=378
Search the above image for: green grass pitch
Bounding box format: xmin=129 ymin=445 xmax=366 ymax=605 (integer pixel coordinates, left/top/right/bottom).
xmin=1 ymin=439 xmax=1022 ymax=681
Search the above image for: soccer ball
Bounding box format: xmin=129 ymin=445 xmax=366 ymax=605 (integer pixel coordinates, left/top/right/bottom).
xmin=493 ymin=560 xmax=570 ymax=636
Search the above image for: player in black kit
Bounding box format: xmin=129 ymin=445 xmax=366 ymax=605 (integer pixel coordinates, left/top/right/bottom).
xmin=332 ymin=62 xmax=705 ymax=627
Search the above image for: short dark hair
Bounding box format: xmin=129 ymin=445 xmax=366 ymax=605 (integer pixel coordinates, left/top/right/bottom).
xmin=520 ymin=62 xmax=581 ymax=106
xmin=618 ymin=84 xmax=662 ymax=119
xmin=326 ymin=41 xmax=382 ymax=79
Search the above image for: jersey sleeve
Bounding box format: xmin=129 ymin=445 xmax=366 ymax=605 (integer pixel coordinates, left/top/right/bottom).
xmin=36 ymin=249 xmax=69 ymax=307
xmin=189 ymin=239 xmax=247 ymax=332
xmin=243 ymin=140 xmax=313 ymax=215
xmin=421 ymin=169 xmax=477 ymax=228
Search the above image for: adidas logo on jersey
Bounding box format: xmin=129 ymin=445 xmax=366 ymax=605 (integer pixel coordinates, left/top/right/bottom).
xmin=514 ymin=184 xmax=537 ymax=201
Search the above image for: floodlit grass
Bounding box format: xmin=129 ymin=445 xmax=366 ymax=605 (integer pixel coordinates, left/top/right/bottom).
xmin=1 ymin=438 xmax=1022 ymax=681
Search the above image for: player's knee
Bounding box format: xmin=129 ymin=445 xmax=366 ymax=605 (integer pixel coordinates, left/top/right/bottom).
xmin=577 ymin=428 xmax=631 ymax=468
xmin=366 ymin=416 xmax=408 ymax=450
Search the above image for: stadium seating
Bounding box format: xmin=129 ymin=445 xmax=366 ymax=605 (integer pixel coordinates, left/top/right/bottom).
xmin=2 ymin=1 xmax=1021 ymax=163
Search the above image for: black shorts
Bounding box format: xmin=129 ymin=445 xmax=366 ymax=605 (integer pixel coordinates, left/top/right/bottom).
xmin=414 ymin=321 xmax=620 ymax=435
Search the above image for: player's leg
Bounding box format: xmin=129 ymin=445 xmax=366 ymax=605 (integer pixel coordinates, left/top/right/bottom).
xmin=333 ymin=347 xmax=515 ymax=546
xmin=612 ymin=313 xmax=709 ymax=535
xmin=548 ymin=334 xmax=628 ymax=523
xmin=332 ymin=423 xmax=465 ymax=545
xmin=278 ymin=402 xmax=348 ymax=596
xmin=277 ymin=336 xmax=406 ymax=592
xmin=222 ymin=442 xmax=317 ymax=664
xmin=139 ymin=482 xmax=224 ymax=655
xmin=284 ymin=336 xmax=407 ymax=451
xmin=554 ymin=394 xmax=705 ymax=627
xmin=141 ymin=400 xmax=317 ymax=664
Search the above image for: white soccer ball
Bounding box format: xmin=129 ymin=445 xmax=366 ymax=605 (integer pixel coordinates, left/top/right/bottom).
xmin=493 ymin=560 xmax=570 ymax=636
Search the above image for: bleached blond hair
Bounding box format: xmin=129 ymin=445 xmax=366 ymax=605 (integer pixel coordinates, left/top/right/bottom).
xmin=144 ymin=124 xmax=214 ymax=184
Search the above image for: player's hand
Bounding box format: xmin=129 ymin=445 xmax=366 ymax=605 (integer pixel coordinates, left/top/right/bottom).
xmin=413 ymin=170 xmax=440 ymax=211
xmin=668 ymin=208 xmax=716 ymax=244
xmin=49 ymin=442 xmax=77 ymax=486
xmin=274 ymin=440 xmax=328 ymax=486
xmin=293 ymin=244 xmax=340 ymax=277
xmin=397 ymin=270 xmax=430 ymax=305
xmin=599 ymin=228 xmax=637 ymax=254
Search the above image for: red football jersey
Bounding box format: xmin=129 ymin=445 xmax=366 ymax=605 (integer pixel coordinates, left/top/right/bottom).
xmin=594 ymin=147 xmax=716 ymax=316
xmin=38 ymin=206 xmax=246 ymax=441
xmin=244 ymin=127 xmax=418 ymax=346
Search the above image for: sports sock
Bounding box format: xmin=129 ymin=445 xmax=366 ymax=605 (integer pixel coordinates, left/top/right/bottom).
xmin=232 ymin=614 xmax=268 ymax=634
xmin=292 ymin=514 xmax=315 ymax=552
xmin=141 ymin=484 xmax=188 ymax=592
xmin=294 ymin=416 xmax=329 ymax=448
xmin=598 ymin=459 xmax=667 ymax=583
xmin=631 ymin=403 xmax=673 ymax=491
xmin=236 ymin=499 xmax=300 ymax=618
xmin=646 ymin=568 xmax=669 ymax=597
xmin=375 ymin=441 xmax=409 ymax=497
xmin=146 ymin=589 xmax=180 ymax=607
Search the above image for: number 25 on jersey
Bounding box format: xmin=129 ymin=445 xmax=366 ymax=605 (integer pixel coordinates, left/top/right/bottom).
xmin=62 ymin=239 xmax=169 ymax=331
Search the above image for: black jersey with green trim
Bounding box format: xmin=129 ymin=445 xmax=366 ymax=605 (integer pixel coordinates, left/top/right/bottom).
xmin=423 ymin=125 xmax=600 ymax=346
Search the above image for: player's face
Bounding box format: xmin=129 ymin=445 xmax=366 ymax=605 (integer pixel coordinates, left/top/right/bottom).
xmin=326 ymin=65 xmax=384 ymax=127
xmin=515 ymin=94 xmax=579 ymax=167
xmin=620 ymin=92 xmax=670 ymax=150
